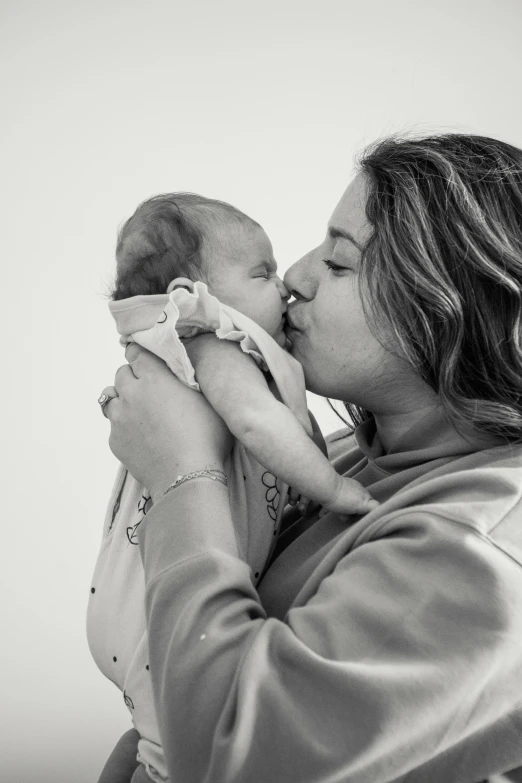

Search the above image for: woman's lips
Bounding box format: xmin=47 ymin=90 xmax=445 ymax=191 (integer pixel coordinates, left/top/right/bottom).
xmin=284 ymin=319 xmax=301 ymax=349
xmin=285 ymin=315 xmax=298 ymax=332
xmin=285 ymin=308 xmax=302 ymax=332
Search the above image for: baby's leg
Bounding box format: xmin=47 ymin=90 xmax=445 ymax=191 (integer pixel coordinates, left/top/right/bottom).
xmin=97 ymin=729 xmax=140 ymax=783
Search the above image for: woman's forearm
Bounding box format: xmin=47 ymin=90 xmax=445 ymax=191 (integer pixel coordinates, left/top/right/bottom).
xmin=145 ymin=480 xmax=239 ymax=559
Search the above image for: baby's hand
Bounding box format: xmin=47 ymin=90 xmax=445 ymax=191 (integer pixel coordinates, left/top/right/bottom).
xmin=288 ymin=488 xmax=319 ymax=516
xmin=321 ymin=475 xmax=379 ymax=518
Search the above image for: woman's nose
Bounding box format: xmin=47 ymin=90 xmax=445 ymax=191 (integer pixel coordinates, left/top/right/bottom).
xmin=284 ymin=252 xmax=316 ymax=301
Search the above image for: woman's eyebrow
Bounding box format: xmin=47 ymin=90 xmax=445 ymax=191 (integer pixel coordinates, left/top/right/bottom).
xmin=328 ymin=226 xmax=363 ymax=251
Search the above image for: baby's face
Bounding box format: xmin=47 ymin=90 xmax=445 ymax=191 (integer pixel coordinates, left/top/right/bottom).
xmin=204 ymin=224 xmax=289 ymax=348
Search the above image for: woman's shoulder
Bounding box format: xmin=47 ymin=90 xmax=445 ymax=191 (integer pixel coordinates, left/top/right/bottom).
xmin=375 ymin=443 xmax=522 ymax=567
xmin=322 ymin=424 xmax=522 ymax=566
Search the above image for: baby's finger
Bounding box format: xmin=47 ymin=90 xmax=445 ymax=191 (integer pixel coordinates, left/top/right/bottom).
xmin=319 ymin=508 xmax=351 ymax=523
xmin=359 ymin=494 xmax=380 ymax=512
xmin=288 ymin=488 xmax=300 ymax=506
xmin=337 ymin=476 xmax=378 ymax=508
xmin=298 ymin=496 xmax=311 ymax=515
xmin=349 ymin=484 xmax=380 ymax=515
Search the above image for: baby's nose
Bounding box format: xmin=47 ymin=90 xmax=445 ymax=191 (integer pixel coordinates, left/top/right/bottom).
xmin=278 ymin=278 xmax=290 ymax=299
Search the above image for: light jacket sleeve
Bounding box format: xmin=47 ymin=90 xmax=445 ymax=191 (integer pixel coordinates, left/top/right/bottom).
xmin=138 ymin=481 xmax=522 ymax=783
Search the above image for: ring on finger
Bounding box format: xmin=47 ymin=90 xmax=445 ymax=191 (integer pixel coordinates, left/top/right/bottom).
xmin=98 ymin=389 xmax=118 ymax=418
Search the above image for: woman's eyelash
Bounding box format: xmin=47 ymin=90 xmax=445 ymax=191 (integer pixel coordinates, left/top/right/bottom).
xmin=323 ymin=259 xmax=346 ymax=273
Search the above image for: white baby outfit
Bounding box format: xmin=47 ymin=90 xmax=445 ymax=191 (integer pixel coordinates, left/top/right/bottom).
xmin=87 ymin=282 xmax=312 ymax=783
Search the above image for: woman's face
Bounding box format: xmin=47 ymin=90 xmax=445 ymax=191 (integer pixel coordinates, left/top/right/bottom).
xmin=284 ymin=175 xmax=423 ymax=412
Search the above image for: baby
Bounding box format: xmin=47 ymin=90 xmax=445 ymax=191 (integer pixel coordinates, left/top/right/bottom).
xmin=88 ymin=193 xmax=378 ymax=783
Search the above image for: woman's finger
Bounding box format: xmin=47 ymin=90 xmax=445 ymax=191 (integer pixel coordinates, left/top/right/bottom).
xmin=125 ymin=343 xmax=167 ymax=379
xmin=125 ymin=342 xmax=141 ymax=363
xmin=100 ymin=385 xmax=117 ymax=399
xmin=98 ymin=386 xmax=119 ymax=419
xmin=114 ymin=363 xmax=137 ymax=394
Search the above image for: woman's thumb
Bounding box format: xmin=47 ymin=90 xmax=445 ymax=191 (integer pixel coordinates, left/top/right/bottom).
xmin=125 ymin=343 xmax=142 ymax=363
xmin=125 ymin=343 xmax=167 ymax=379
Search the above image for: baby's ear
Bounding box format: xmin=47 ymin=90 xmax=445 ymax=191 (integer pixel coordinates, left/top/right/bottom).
xmin=166 ymin=277 xmax=194 ymax=294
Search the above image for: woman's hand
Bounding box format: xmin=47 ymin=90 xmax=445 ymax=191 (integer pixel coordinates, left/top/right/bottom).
xmin=104 ymin=344 xmax=233 ymax=500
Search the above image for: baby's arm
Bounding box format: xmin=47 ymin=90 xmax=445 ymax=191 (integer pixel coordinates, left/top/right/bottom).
xmin=287 ymin=411 xmax=328 ymax=513
xmin=184 ymin=334 xmax=377 ymax=515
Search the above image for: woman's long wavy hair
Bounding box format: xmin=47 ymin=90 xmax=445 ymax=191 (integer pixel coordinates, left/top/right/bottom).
xmin=343 ymin=133 xmax=522 ymax=443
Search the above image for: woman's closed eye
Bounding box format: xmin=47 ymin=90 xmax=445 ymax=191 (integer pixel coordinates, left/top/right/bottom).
xmin=323 ymin=258 xmax=350 ymax=275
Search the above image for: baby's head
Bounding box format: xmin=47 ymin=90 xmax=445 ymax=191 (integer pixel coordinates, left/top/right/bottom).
xmin=113 ymin=193 xmax=289 ymax=346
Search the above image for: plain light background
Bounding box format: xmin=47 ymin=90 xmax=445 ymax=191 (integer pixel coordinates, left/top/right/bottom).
xmin=3 ymin=0 xmax=522 ymax=780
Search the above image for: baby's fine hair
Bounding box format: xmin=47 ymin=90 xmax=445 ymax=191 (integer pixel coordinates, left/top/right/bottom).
xmin=112 ymin=193 xmax=261 ymax=300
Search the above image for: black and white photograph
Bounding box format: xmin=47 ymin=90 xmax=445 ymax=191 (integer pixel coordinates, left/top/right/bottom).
xmin=4 ymin=1 xmax=522 ymax=781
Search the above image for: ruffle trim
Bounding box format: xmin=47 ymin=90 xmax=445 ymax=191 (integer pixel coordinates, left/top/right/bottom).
xmin=110 ymin=281 xmax=268 ymax=392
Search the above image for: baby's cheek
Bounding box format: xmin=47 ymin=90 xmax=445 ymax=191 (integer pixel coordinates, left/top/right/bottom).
xmin=266 ymin=312 xmax=283 ymax=338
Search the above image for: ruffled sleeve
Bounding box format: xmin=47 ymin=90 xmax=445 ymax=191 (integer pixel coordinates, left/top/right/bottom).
xmin=110 ymin=282 xmax=268 ymax=392
xmin=109 ymin=281 xmax=311 ymax=435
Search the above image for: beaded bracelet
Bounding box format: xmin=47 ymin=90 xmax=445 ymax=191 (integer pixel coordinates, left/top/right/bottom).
xmin=161 ymin=467 xmax=228 ymax=498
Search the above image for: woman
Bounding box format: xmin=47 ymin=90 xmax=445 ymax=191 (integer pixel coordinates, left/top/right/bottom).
xmin=101 ymin=134 xmax=522 ymax=783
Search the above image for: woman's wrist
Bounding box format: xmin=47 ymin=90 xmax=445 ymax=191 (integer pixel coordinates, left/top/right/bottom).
xmin=161 ymin=468 xmax=228 ymax=499
xmin=149 ymin=459 xmax=227 ymax=503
